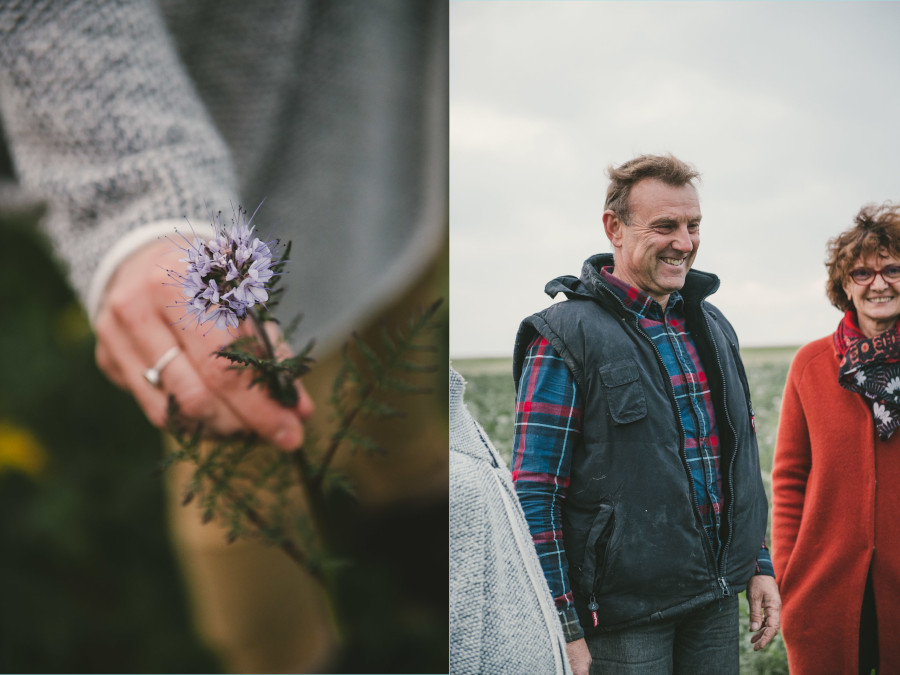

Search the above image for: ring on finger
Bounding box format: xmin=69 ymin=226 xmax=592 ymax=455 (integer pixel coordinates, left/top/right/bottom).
xmin=143 ymin=345 xmax=181 ymax=388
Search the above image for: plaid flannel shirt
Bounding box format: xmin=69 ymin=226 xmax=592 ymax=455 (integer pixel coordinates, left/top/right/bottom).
xmin=512 ymin=268 xmax=773 ymax=642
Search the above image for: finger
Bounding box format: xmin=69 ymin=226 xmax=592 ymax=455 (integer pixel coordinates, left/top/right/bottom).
xmin=95 ymin=300 xmax=171 ymax=426
xmin=142 ymin=343 xmax=246 ymax=436
xmin=262 ymin=321 xmax=315 ymax=421
xmin=749 ymin=602 xmax=781 ymax=650
xmin=747 ymin=593 xmax=763 ymax=632
xmin=95 ymin=335 xmax=128 ymax=390
xmin=295 ymin=380 xmax=315 ymax=420
xmin=97 ymin=314 xmax=179 ymax=429
xmin=763 ymin=603 xmax=781 ymax=646
xmin=102 ymin=273 xmax=251 ymax=435
xmin=168 ymin=310 xmax=307 ymax=450
xmin=265 ymin=321 xmax=294 ymax=361
xmin=222 ymin=315 xmax=315 ymax=429
xmin=132 ymin=314 xmax=248 ymax=436
xmin=751 ymin=624 xmax=778 ymax=650
xmin=768 ymin=603 xmax=781 ymax=632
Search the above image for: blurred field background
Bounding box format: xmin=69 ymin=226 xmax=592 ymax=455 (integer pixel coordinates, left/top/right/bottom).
xmin=454 ymin=347 xmax=798 ymax=675
xmin=0 ymin=209 xmax=449 ymax=673
xmin=0 ymin=210 xmax=220 ymax=672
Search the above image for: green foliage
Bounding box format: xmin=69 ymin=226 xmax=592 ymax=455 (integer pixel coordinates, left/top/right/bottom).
xmin=216 ymin=334 xmax=314 ymax=408
xmin=454 ymin=347 xmax=798 ymax=675
xmin=0 ymin=211 xmax=217 ymax=672
xmin=164 ymin=401 xmax=334 ymax=583
xmin=163 ymin=296 xmax=443 ymax=634
xmin=327 ymin=300 xmax=443 ymax=461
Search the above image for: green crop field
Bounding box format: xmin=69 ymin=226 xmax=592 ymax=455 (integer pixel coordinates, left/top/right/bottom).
xmin=453 ymin=345 xmax=799 ymax=674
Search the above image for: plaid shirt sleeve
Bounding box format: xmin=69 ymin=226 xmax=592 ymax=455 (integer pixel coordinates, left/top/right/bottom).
xmin=512 ymin=335 xmax=584 ymax=642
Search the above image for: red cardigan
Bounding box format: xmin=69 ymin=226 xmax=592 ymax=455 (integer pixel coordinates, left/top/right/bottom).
xmin=772 ymin=334 xmax=900 ymax=675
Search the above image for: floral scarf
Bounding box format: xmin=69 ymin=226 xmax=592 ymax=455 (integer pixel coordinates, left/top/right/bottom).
xmin=835 ymin=309 xmax=900 ymax=441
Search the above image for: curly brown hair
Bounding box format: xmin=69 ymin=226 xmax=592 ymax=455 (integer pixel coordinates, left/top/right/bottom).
xmin=825 ymin=202 xmax=900 ymax=311
xmin=604 ymin=154 xmax=701 ymax=223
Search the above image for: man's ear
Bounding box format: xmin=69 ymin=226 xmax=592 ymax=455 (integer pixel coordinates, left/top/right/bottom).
xmin=602 ymin=210 xmax=624 ymax=248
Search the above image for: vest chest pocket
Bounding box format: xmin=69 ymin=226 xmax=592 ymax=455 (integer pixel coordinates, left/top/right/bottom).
xmin=599 ymin=359 xmax=647 ymax=425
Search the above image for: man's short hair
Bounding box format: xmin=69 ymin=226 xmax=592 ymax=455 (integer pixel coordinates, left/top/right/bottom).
xmin=825 ymin=202 xmax=900 ymax=311
xmin=604 ymin=154 xmax=701 ymax=223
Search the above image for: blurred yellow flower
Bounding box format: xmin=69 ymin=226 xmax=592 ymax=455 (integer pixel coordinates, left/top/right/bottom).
xmin=56 ymin=301 xmax=92 ymax=346
xmin=0 ymin=420 xmax=48 ymax=479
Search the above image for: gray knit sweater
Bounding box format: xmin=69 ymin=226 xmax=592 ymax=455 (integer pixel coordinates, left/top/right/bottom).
xmin=0 ymin=0 xmax=445 ymax=352
xmin=450 ymin=366 xmax=572 ymax=675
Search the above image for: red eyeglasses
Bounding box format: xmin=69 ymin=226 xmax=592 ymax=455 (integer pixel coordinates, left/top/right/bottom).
xmin=848 ymin=264 xmax=900 ymax=286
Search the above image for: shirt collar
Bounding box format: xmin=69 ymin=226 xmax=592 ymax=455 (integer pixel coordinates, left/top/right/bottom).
xmin=599 ymin=266 xmax=684 ymax=320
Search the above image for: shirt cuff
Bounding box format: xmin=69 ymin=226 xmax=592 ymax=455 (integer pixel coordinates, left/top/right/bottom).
xmin=559 ymin=607 xmax=585 ymax=642
xmin=755 ymin=544 xmax=775 ymax=578
xmin=85 ymin=219 xmax=212 ymax=324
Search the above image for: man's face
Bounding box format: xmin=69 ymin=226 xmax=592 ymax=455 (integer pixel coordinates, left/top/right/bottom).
xmin=603 ymin=178 xmax=701 ymax=306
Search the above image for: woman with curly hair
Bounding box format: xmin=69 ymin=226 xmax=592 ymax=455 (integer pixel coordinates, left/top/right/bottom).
xmin=772 ymin=202 xmax=900 ymax=674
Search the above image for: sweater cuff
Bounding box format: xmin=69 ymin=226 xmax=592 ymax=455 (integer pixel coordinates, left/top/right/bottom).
xmin=85 ymin=218 xmax=212 ymax=324
xmin=559 ymin=607 xmax=585 ymax=642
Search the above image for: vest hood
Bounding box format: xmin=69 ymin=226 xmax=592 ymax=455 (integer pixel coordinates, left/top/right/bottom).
xmin=543 ymin=252 xmax=721 ymax=308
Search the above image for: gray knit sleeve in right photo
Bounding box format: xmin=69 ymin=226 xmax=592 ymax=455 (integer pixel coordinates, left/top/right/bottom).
xmin=450 ymin=366 xmax=572 ymax=675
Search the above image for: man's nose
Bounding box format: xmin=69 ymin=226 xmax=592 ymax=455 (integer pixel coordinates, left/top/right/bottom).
xmin=672 ymin=225 xmax=694 ymax=251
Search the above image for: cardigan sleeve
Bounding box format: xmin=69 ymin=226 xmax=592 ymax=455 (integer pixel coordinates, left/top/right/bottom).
xmin=0 ymin=0 xmax=239 ymax=306
xmin=771 ymin=354 xmax=813 ymax=583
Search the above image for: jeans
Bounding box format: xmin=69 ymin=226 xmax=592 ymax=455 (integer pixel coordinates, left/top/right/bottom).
xmin=585 ymin=595 xmax=740 ymax=675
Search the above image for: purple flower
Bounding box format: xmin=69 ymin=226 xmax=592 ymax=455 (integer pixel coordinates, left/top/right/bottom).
xmin=170 ymin=204 xmax=279 ymax=332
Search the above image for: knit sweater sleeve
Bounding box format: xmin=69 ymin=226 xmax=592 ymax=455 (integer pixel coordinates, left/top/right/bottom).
xmin=771 ymin=348 xmax=813 ymax=583
xmin=0 ymin=0 xmax=239 ymax=307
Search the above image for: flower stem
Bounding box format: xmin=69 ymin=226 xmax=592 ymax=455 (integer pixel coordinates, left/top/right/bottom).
xmin=249 ymin=308 xmax=278 ymax=359
xmin=223 ymin=481 xmax=346 ymax=646
xmin=226 ymin=488 xmax=325 ymax=583
xmin=247 ymin=309 xmax=298 ymax=407
xmin=290 ymin=446 xmax=331 ymax=544
xmin=247 ymin=310 xmax=333 ymax=569
xmin=309 ymin=381 xmax=374 ymax=492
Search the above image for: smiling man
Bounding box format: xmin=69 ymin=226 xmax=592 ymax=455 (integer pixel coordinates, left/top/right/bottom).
xmin=511 ymin=154 xmax=781 ymax=675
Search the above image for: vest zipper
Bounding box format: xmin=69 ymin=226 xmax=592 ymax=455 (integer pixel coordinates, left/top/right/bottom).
xmin=702 ymin=310 xmax=738 ymax=584
xmin=624 ymin=313 xmax=720 ymax=575
xmin=587 ymin=595 xmax=600 ymax=628
xmin=718 ymin=576 xmax=732 ymax=597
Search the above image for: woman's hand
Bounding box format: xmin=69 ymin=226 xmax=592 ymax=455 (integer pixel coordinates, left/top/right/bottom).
xmin=94 ymin=239 xmax=313 ymax=449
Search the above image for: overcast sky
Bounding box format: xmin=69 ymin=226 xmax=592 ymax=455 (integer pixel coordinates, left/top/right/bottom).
xmin=450 ymin=1 xmax=900 ymax=358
